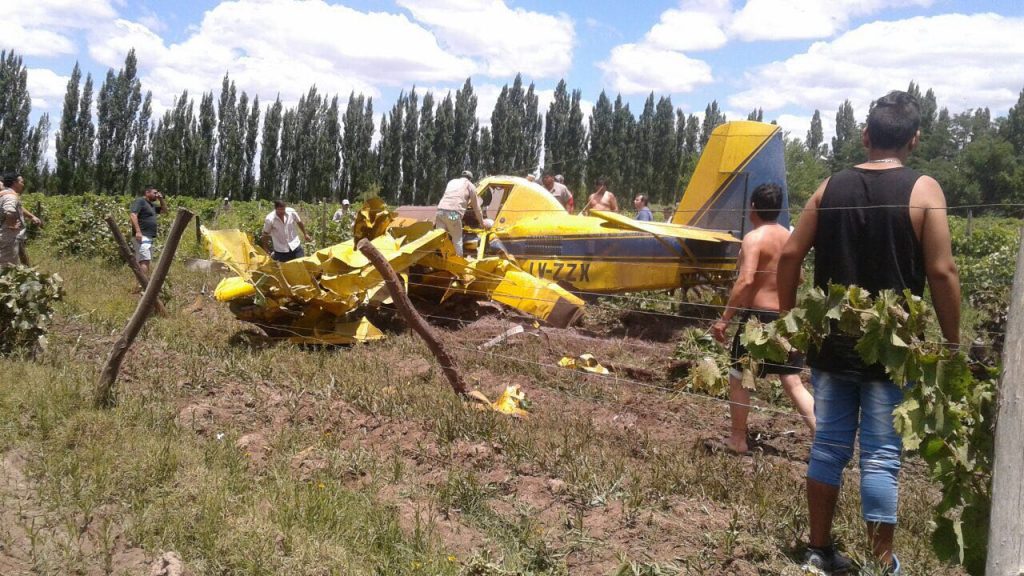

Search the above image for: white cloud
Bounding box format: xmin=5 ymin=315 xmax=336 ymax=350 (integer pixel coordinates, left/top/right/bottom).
xmin=599 ymin=0 xmax=939 ymax=90
xmin=729 ymin=14 xmax=1024 ymax=117
xmin=83 ymin=0 xmax=482 ymax=116
xmin=0 ymin=0 xmax=117 ymax=56
xmin=730 ymin=0 xmax=935 ymax=42
xmin=26 ymin=68 xmax=71 ymax=112
xmin=599 ymin=43 xmax=714 ymax=95
xmin=644 ymin=0 xmax=731 ymax=51
xmin=397 ymin=0 xmax=575 ymax=78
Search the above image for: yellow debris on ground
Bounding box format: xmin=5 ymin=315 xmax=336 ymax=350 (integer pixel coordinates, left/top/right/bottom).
xmin=558 ymin=353 xmax=610 ymax=375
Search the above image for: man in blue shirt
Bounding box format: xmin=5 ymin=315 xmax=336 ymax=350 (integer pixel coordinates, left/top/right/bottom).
xmin=633 ymin=194 xmax=653 ymax=221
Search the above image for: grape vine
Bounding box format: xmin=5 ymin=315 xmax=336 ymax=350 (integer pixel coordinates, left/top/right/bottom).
xmin=740 ymin=284 xmax=996 ymax=575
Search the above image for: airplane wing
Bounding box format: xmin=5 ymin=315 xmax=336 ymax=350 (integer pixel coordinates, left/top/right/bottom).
xmin=588 ymin=210 xmax=739 ymax=243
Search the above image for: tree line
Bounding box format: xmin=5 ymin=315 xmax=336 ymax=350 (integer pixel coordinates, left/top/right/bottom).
xmin=3 ymin=48 xmax=1024 ymax=212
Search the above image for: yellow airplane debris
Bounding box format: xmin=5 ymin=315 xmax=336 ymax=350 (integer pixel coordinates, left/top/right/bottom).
xmin=203 ymin=204 xmax=584 ymax=344
xmin=558 ymin=353 xmax=610 ymax=375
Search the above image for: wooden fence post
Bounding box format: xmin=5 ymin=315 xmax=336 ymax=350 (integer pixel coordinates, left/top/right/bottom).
xmin=94 ymin=208 xmax=193 ymax=408
xmin=356 ymin=238 xmax=470 ymax=397
xmin=986 ymin=226 xmax=1024 ymax=575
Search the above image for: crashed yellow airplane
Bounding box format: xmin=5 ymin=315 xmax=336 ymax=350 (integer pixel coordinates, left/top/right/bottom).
xmin=205 ymin=121 xmax=787 ymax=343
xmin=400 ymin=120 xmax=789 ymax=292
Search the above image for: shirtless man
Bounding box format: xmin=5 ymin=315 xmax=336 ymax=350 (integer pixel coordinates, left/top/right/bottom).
xmin=582 ymin=177 xmax=618 ymax=214
xmin=710 ymin=183 xmax=815 ymax=454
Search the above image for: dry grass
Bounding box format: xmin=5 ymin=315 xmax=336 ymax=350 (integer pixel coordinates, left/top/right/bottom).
xmin=0 ymin=240 xmax=966 ymax=575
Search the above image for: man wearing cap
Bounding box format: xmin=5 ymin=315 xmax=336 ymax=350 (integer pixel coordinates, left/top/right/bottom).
xmin=332 ymin=199 xmax=351 ymax=223
xmin=435 ymin=170 xmax=486 ymax=257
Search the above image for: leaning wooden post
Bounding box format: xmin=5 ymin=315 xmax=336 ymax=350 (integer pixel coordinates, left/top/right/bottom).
xmin=986 ymin=226 xmax=1024 ymax=575
xmin=105 ymin=215 xmax=168 ymax=317
xmin=94 ymin=208 xmax=193 ymax=408
xmin=356 ymin=238 xmax=470 ymax=397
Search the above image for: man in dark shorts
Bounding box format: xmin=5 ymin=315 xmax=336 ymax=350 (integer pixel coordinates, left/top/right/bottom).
xmin=711 ymin=183 xmax=815 ymax=454
xmin=129 ymin=186 xmax=166 ymax=275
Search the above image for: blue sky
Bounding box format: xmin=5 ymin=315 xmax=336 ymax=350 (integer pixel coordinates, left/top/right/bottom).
xmin=6 ymin=0 xmax=1024 ymax=159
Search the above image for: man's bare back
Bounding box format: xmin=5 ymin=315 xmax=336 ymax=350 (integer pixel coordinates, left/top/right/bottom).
xmin=743 ymin=223 xmax=791 ymax=311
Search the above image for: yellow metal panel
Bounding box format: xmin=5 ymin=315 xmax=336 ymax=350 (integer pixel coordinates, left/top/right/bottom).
xmin=672 ymin=121 xmax=779 ymax=226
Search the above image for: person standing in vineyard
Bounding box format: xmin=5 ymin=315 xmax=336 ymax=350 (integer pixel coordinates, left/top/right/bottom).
xmin=1 ymin=173 xmax=42 ymax=268
xmin=261 ymin=200 xmax=311 ymax=262
xmin=778 ymin=90 xmax=961 ymax=575
xmin=129 ymin=186 xmax=166 ymax=275
xmin=710 ymin=183 xmax=815 ymax=455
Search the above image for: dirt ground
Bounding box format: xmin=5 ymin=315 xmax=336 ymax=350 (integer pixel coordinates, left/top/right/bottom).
xmin=0 ymin=300 xmax=858 ymax=575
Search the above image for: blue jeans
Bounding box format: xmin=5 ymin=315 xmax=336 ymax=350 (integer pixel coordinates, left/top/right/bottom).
xmin=807 ymin=370 xmax=904 ymax=524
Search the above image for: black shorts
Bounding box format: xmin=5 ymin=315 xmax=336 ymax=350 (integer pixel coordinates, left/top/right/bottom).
xmin=729 ymin=310 xmax=804 ymax=378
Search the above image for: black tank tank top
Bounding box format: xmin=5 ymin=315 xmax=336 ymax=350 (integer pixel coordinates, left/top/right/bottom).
xmin=807 ymin=166 xmax=925 ymax=376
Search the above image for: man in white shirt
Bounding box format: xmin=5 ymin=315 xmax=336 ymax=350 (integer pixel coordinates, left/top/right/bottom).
xmin=435 ymin=170 xmax=486 ymax=257
xmin=261 ymin=200 xmax=311 ymax=262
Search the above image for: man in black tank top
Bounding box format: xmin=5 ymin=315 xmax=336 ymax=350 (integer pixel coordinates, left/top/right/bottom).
xmin=777 ymin=91 xmax=961 ymax=574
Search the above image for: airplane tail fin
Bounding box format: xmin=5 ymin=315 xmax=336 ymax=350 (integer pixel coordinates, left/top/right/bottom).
xmin=671 ymin=121 xmax=789 ymax=236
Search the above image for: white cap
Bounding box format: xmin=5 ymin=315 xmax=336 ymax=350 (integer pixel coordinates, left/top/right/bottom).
xmin=342 ymin=199 xmax=350 ymax=205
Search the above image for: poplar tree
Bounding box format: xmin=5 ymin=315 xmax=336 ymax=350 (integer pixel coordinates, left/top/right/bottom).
xmin=831 ymin=99 xmax=863 ymax=170
xmin=341 ymin=93 xmax=375 ymax=199
xmin=401 ymin=88 xmax=419 ymax=203
xmin=74 ymin=74 xmax=95 ymax=194
xmin=544 ymin=79 xmax=587 ymax=192
xmin=432 ymin=94 xmax=454 ymax=201
xmin=243 ymin=95 xmax=260 ymax=199
xmin=259 ymin=96 xmax=283 ymax=199
xmin=94 ymin=50 xmax=143 ymax=194
xmin=452 ymin=79 xmax=478 ymax=173
xmin=279 ymin=108 xmax=296 ymax=198
xmin=130 ymin=92 xmax=152 ymax=193
xmin=746 ymin=108 xmax=763 ymax=122
xmin=699 ymin=100 xmax=725 ymax=149
xmin=55 ymin=63 xmax=82 ymax=193
xmin=318 ymin=95 xmax=341 ymax=201
xmin=651 ymin=96 xmax=678 ymax=203
xmin=378 ymin=94 xmax=404 ymax=203
xmin=632 ymin=93 xmax=656 ymax=198
xmin=215 ymin=74 xmax=239 ymax=198
xmin=489 ymin=74 xmax=541 ymax=176
xmin=416 ymin=91 xmax=436 ymax=203
xmin=806 ymin=110 xmax=824 ymax=154
xmin=677 ymin=112 xmax=700 ymax=192
xmin=1000 ymin=87 xmax=1024 ymax=155
xmin=610 ymin=95 xmax=635 ymax=193
xmin=587 ymin=91 xmax=614 ymax=192
xmin=0 ymin=51 xmax=32 ymax=176
xmin=197 ymin=92 xmax=217 ymax=196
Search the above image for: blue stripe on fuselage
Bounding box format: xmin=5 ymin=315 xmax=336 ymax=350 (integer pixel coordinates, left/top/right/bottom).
xmin=498 ymin=233 xmax=738 ymax=261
